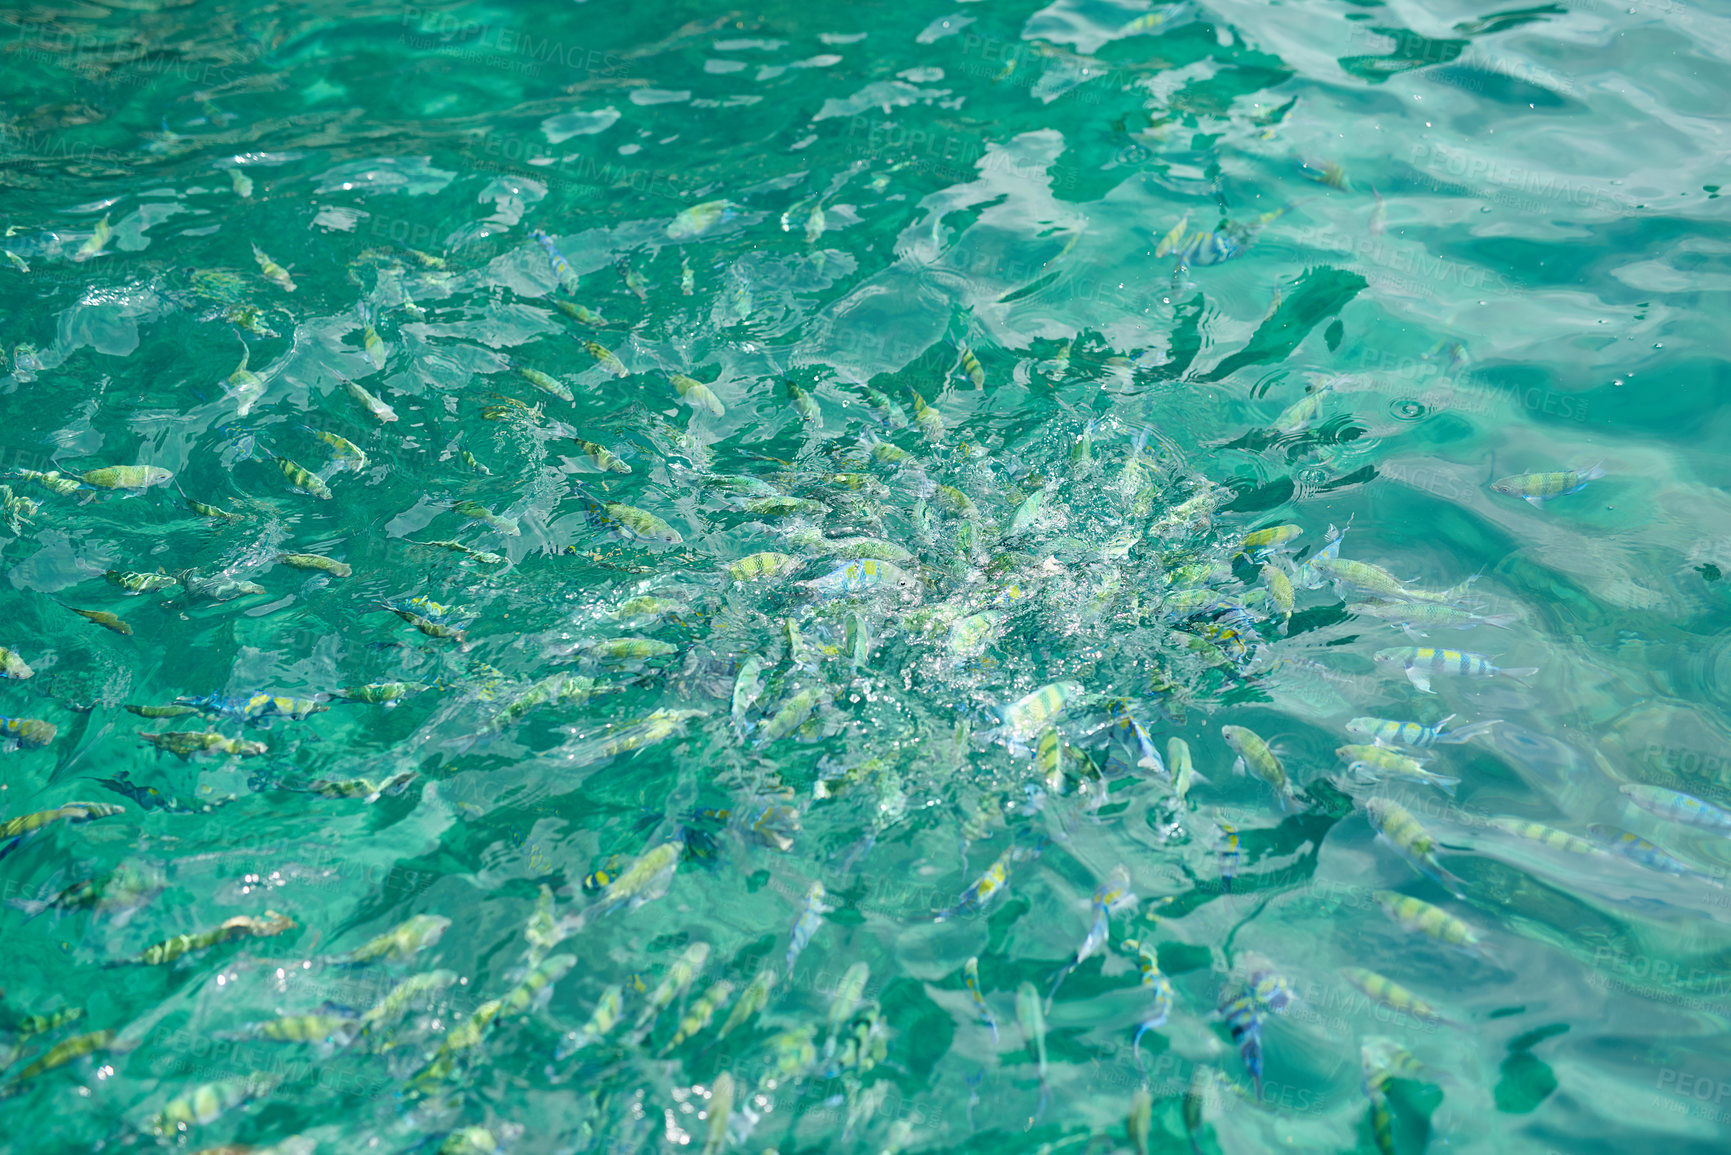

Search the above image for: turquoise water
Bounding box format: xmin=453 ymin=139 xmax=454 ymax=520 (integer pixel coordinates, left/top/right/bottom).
xmin=1 ymin=0 xmax=1729 ymax=1150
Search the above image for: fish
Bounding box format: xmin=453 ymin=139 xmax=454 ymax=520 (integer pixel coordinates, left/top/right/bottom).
xmin=359 ymin=306 xmax=387 ymax=370
xmin=346 ymin=914 xmax=452 ymax=963
xmin=619 ymin=260 xmax=648 ymax=301
xmin=759 ymin=686 xmax=823 ymax=744
xmin=174 ymin=570 xmax=266 ymax=601
xmin=730 ymin=657 xmax=765 ymax=734
xmin=1155 ymin=213 xmax=1190 ymax=258
xmin=787 ymin=380 xmax=821 ymax=423
xmin=573 ymin=489 xmax=682 ymax=545
xmin=309 ymin=429 xmax=368 ymax=472
xmin=552 ymin=637 xmax=676 ymax=663
xmin=228 ymin=167 xmax=253 ymax=197
xmin=555 ymin=985 xmax=624 ymax=1058
xmin=119 ymin=911 xmax=295 ymax=966
xmin=226 ymin=345 xmax=265 ymax=414
xmin=936 ymin=846 xmax=1013 ymax=921
xmin=12 ymin=1006 xmax=84 ymax=1039
xmin=1589 ymin=823 xmax=1706 ymax=878
xmin=702 ymin=1071 xmax=734 ymax=1155
xmin=1310 ymin=556 xmax=1469 ymax=603
xmin=661 ymin=979 xmax=733 ymax=1053
xmin=1131 ymin=944 xmax=1175 ymax=1066
xmin=1491 ymin=465 xmax=1605 ymax=505
xmin=592 ymin=840 xmax=682 ymax=914
xmin=68 ymin=607 xmax=133 ymax=635
xmin=514 ymin=363 xmax=574 ymax=403
xmin=717 ymin=968 xmax=776 ymax=1039
xmin=0 ymin=802 xmax=120 ymax=859
xmin=530 ymin=229 xmax=578 ymax=292
xmin=726 ymin=552 xmax=799 ymax=582
xmin=1169 ymin=737 xmax=1197 ymax=803
xmin=1261 ymin=562 xmax=1294 ymax=627
xmin=223 ymin=304 xmax=277 ymax=338
xmin=1048 ymin=865 xmax=1135 ymax=1007
xmin=1107 ymin=701 xmax=1166 ymax=777
xmin=1364 ymin=798 xmax=1466 ymax=894
xmin=2 ymin=1029 xmax=116 ymax=1094
xmin=280 ymin=553 xmax=351 ymax=578
xmin=1344 ymin=714 xmax=1499 ymax=748
xmin=1015 ymin=982 xmax=1051 ymax=1124
xmin=963 ymin=956 xmax=998 ymax=1042
xmin=629 ymin=942 xmax=710 ymax=1043
xmin=252 ymin=242 xmax=296 ymax=291
xmin=186 ymin=496 xmax=241 ymax=520
xmin=75 ymin=216 xmax=111 ymax=261
xmin=138 ymin=729 xmax=266 ymax=757
xmin=344 ymin=378 xmax=398 ymax=422
xmin=12 ymin=469 xmax=81 ymax=496
xmin=572 ymin=438 xmax=631 ymax=473
xmin=500 ymin=953 xmax=577 ymax=1017
xmin=0 ymin=716 xmax=54 ymax=749
xmin=1349 ymin=600 xmax=1517 ymax=635
xmin=680 ymin=256 xmax=693 ymax=295
xmin=489 ymin=673 xmax=594 ymax=730
xmin=454 ymin=500 xmax=520 ymax=537
xmin=1620 ymin=784 xmax=1731 ymax=833
xmin=1373 ymin=890 xmax=1492 ymax=960
xmin=552 ymin=298 xmax=607 ymax=325
xmin=5 ymin=250 xmax=29 ymax=273
xmin=667 ymin=199 xmax=737 ymax=239
xmin=1339 ymin=744 xmax=1459 ymax=794
xmin=800 ymin=559 xmax=916 ymax=598
xmin=1339 ymin=966 xmax=1456 ymax=1028
xmin=276 ymin=455 xmax=332 ymax=500
xmin=1001 ymin=681 xmax=1086 ymax=747
xmin=1210 ymin=813 xmax=1243 ymax=890
xmin=1373 ymin=647 xmax=1538 ymax=694
xmin=440 ymin=1128 xmax=499 ymax=1155
xmin=583 ymin=340 xmax=628 ymax=377
xmin=957 ymin=341 xmax=985 ymax=388
xmin=172 ymin=693 xmax=327 ymax=722
xmin=81 ymin=465 xmax=173 ymax=490
xmin=912 ymin=391 xmax=945 ymax=442
xmin=1222 ymin=724 xmax=1299 ymax=811
xmin=672 ymin=373 xmax=725 ymax=416
xmin=786 ymin=881 xmax=830 ymax=973
xmin=331 ymin=681 xmax=433 ymax=705
xmin=247 ymin=1013 xmax=357 ymax=1046
xmin=1485 ymin=816 xmax=1599 ymax=855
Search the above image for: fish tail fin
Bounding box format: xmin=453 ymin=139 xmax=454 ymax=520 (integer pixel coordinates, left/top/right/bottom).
xmin=7 ymin=897 xmax=49 ymax=919
xmin=1502 ymin=666 xmax=1539 ymax=681
xmin=1580 ymin=461 xmax=1607 ymax=482
xmin=1434 ymin=775 xmax=1460 ymax=797
xmin=1045 ymin=961 xmax=1076 ymax=1011
xmin=1480 ymin=613 xmax=1519 ymax=630
xmin=1437 ymin=719 xmax=1499 ymax=744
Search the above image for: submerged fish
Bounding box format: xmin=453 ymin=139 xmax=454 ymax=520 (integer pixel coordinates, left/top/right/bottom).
xmin=1222 ymin=724 xmax=1299 ymax=811
xmin=1491 ymin=465 xmax=1605 ymax=505
xmin=1373 ymin=647 xmax=1537 ymax=694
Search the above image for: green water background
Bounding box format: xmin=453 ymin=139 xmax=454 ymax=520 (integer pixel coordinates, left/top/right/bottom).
xmin=1 ymin=0 xmax=1730 ymax=1150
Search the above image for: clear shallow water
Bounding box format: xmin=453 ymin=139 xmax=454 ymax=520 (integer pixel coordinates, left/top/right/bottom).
xmin=1 ymin=0 xmax=1729 ymax=1150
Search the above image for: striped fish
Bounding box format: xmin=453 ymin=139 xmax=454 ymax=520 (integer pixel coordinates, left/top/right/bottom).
xmin=1373 ymin=647 xmax=1537 ymax=694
